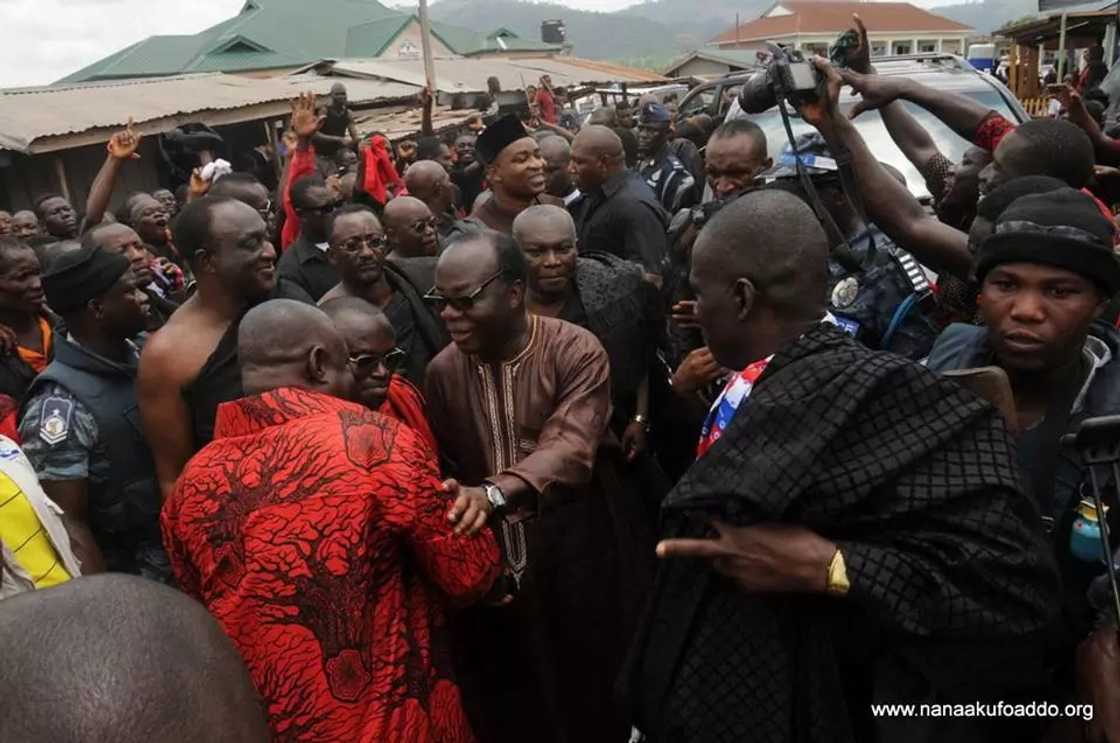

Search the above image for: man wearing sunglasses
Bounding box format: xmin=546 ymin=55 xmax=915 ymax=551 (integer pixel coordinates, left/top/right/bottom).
xmin=319 ymin=204 xmax=448 ymax=385
xmin=276 ymin=175 xmax=340 ymax=302
xmin=321 ymin=296 xmax=437 ymax=454
xmin=383 ymin=196 xmax=440 ymax=259
xmin=425 ymin=230 xmax=646 ymax=743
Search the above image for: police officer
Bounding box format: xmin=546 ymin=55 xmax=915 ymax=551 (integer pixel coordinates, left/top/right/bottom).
xmin=636 ymin=103 xmax=698 ymax=215
xmin=19 ymin=246 xmax=167 ymax=580
xmin=765 ymin=133 xmax=940 ymax=361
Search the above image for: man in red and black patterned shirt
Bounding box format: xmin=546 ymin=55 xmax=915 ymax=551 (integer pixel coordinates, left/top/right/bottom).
xmin=162 ymin=299 xmax=500 ymax=743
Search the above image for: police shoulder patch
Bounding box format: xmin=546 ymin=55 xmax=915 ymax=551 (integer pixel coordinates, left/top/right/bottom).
xmin=39 ymin=396 xmax=74 ymax=446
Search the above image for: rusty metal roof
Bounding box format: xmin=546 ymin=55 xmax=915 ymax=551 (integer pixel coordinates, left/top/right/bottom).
xmin=0 ymin=72 xmax=417 ymax=154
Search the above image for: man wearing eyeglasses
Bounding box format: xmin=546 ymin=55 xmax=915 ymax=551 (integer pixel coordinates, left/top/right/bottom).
xmin=424 ymin=230 xmax=643 ymax=743
xmin=276 ymin=175 xmax=340 ymax=302
xmin=319 ymin=205 xmax=448 ymax=385
xmin=383 ymin=196 xmax=440 ymax=259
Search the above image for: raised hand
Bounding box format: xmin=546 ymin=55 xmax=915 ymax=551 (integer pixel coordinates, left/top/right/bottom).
xmin=796 ymin=57 xmax=845 ymax=129
xmin=848 ymin=14 xmax=872 ymax=75
xmin=189 ymin=167 xmax=211 ymax=200
xmin=107 ymin=116 xmax=142 ymax=160
xmin=290 ymin=91 xmax=325 ymax=140
xmin=840 ymin=65 xmax=908 ymax=119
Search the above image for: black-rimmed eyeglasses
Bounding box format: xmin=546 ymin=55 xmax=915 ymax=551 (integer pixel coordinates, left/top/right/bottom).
xmin=348 ymin=348 xmax=406 ymax=376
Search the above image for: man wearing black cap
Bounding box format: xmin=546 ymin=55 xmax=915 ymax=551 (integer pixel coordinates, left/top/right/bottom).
xmin=927 ymin=188 xmax=1120 ymax=742
xmin=468 ymin=114 xmax=563 ymax=235
xmin=637 ymin=102 xmax=698 ymax=214
xmin=19 ymin=246 xmax=165 ymax=579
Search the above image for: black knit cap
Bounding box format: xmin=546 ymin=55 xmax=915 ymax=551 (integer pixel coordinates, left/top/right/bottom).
xmin=43 ymin=245 xmax=130 ymax=314
xmin=977 ymin=188 xmax=1120 ymax=295
xmin=476 ymin=114 xmax=530 ymax=165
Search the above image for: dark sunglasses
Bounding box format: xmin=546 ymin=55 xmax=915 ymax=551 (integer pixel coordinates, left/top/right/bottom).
xmin=348 ymin=348 xmax=405 ymax=376
xmin=423 ymin=270 xmax=506 ymax=312
xmin=302 ymin=202 xmax=337 ymax=217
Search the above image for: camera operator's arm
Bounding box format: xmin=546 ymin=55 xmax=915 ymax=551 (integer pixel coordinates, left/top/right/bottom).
xmin=842 ymin=68 xmax=999 ymax=146
xmin=800 ymin=59 xmax=973 ymax=280
xmin=842 ymin=15 xmax=942 ymax=177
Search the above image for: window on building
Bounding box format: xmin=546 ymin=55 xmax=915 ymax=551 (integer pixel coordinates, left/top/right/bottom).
xmin=918 ymin=40 xmax=938 ymax=53
xmin=943 ymin=40 xmax=962 ymax=55
xmin=871 ymin=42 xmax=887 ymax=57
xmin=893 ymin=41 xmax=912 ymax=55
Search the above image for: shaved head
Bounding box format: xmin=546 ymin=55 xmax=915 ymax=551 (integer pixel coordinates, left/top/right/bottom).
xmin=321 ymin=295 xmax=395 ymax=339
xmin=0 ymin=575 xmax=269 ymax=743
xmin=512 ymin=204 xmax=576 ymax=245
xmin=238 ymin=299 xmax=352 ymax=397
xmin=384 ymin=196 xmax=432 ymax=231
xmin=570 ymin=126 xmax=626 ymax=192
xmin=692 ymin=190 xmax=829 ymax=368
xmin=573 ymin=125 xmax=624 ymax=161
xmin=404 ymin=160 xmax=450 ymax=203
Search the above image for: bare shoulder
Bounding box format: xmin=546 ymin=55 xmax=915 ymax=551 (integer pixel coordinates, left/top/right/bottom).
xmin=139 ymin=301 xmax=229 ymax=386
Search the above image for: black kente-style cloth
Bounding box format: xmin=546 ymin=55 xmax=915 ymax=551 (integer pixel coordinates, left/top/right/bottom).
xmin=572 ymin=252 xmax=662 ymax=415
xmin=626 ymin=323 xmax=1061 ymax=743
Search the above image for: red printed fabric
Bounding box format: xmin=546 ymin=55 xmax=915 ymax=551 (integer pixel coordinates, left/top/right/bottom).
xmin=281 ymin=146 xmax=319 ymax=250
xmin=972 ymin=111 xmax=1017 ymax=153
xmin=0 ymin=395 xmax=19 ymax=444
xmin=380 ymin=375 xmax=438 ymax=457
xmin=162 ymin=387 xmax=500 ymax=743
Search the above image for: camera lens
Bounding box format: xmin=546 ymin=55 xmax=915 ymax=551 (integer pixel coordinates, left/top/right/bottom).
xmin=738 ymin=70 xmax=777 ymax=114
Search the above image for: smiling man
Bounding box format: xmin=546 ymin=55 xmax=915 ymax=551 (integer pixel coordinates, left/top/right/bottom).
xmin=137 ymin=196 xmax=281 ymax=500
xmin=318 ymin=204 xmax=448 ymax=385
xmin=468 ymin=114 xmax=562 ymax=235
xmin=425 ymin=229 xmax=648 ymax=743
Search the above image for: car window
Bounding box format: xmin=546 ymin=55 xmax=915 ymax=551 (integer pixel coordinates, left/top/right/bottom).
xmin=681 ymin=88 xmax=717 ymax=118
xmin=745 ymin=88 xmax=1015 ymax=200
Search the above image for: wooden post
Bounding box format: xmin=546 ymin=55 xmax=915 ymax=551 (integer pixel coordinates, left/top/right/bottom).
xmin=1058 ymin=13 xmax=1069 ymax=80
xmin=417 ymin=0 xmax=437 ymax=96
xmin=53 ymin=155 xmax=71 ymax=203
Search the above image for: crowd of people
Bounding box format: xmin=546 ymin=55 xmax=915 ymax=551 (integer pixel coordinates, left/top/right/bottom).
xmin=6 ymin=15 xmax=1120 ymax=743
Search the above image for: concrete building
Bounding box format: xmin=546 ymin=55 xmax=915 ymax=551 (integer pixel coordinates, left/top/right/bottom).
xmin=708 ymin=1 xmax=973 ymax=59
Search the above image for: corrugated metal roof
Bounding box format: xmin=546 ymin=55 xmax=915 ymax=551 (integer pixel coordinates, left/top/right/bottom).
xmin=324 ymin=56 xmax=665 ymax=93
xmin=664 ymin=49 xmax=761 ymax=75
xmin=0 ymin=72 xmax=419 ymax=154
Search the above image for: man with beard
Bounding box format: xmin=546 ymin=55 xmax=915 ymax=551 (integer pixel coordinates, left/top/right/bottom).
xmin=539 ymin=135 xmax=579 ymax=205
xmin=452 ymin=132 xmax=485 ymax=211
xmin=467 ymin=115 xmax=562 ymax=235
xmin=425 ymin=230 xmax=653 ymax=743
xmin=162 ymin=298 xmax=499 ymax=743
xmin=404 ymin=160 xmax=457 ymax=240
xmin=0 ymin=238 xmax=52 ymax=401
xmin=33 ymin=194 xmax=78 ymax=241
xmin=625 ymin=189 xmax=1059 ymax=743
xmin=276 ymin=175 xmax=339 ymax=302
xmin=383 ymin=196 xmax=439 ymax=258
xmin=318 ymin=205 xmax=448 ymax=386
xmin=20 ymin=246 xmax=166 ymax=580
xmin=320 ymin=296 xmax=437 ymax=453
xmin=569 ymin=125 xmax=668 ymax=278
xmin=137 ymin=196 xmax=279 ymax=499
xmin=636 ymin=103 xmax=697 ymax=214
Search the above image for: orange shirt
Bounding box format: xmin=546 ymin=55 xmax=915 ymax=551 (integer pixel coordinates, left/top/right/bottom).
xmin=16 ymin=317 xmax=52 ymax=374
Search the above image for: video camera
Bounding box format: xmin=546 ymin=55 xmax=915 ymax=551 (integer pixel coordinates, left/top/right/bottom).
xmin=738 ymin=43 xmax=822 ymax=114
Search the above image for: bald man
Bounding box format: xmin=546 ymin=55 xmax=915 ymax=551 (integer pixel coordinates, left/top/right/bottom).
xmin=0 ymin=574 xmax=270 ymax=743
xmin=625 ymin=190 xmax=1059 ymax=743
xmin=314 ymin=82 xmax=359 ymax=156
xmin=383 ymin=195 xmax=439 ymax=258
xmin=404 ymin=159 xmax=458 ymax=238
xmin=163 ymin=298 xmax=499 ymax=743
xmin=569 ymin=125 xmax=668 ymax=277
xmin=321 ymin=296 xmax=437 ymax=453
xmin=539 ymin=135 xmax=579 ymax=204
xmin=10 ymin=210 xmax=39 ymax=240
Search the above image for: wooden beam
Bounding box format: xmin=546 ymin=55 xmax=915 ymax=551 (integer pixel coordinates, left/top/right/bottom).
xmin=53 ymin=156 xmax=70 ymax=203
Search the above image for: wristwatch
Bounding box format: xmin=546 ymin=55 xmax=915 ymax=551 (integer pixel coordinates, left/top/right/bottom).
xmin=482 ymin=481 xmax=507 ymax=513
xmin=632 ymin=413 xmax=652 ymax=432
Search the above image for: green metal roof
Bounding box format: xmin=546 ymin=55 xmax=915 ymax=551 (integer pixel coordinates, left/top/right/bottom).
xmin=59 ymin=0 xmax=560 ymax=83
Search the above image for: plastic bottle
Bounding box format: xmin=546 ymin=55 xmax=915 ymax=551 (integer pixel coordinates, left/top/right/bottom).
xmin=1071 ymin=499 xmax=1108 ymax=564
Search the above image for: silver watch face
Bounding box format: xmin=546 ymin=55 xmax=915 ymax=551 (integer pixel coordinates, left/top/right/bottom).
xmin=485 ymin=484 xmax=506 ymax=508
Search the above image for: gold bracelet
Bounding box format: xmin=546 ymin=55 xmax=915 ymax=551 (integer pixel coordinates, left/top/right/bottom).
xmin=826 ymin=548 xmax=850 ymax=596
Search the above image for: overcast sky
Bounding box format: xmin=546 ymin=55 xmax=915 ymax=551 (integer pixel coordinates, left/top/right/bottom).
xmin=0 ymin=0 xmax=934 ymax=88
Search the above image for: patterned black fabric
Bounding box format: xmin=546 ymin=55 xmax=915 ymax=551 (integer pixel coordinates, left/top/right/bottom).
xmin=627 ymin=324 xmax=1060 ymax=743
